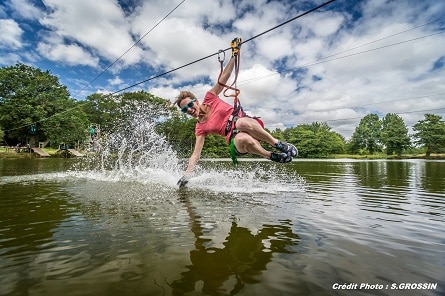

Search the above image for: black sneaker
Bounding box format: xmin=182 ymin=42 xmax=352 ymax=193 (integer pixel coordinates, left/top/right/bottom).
xmin=270 ymin=152 xmax=292 ymax=163
xmin=275 ymin=141 xmax=298 ymax=157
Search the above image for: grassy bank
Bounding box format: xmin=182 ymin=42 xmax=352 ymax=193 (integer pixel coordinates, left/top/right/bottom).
xmin=330 ymin=153 xmax=445 ymax=160
xmin=2 ymin=146 xmax=444 ymax=160
xmin=0 ymin=147 xmax=77 ymax=158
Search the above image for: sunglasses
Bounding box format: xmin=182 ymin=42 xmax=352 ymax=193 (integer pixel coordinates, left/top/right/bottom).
xmin=181 ymin=99 xmax=196 ymax=113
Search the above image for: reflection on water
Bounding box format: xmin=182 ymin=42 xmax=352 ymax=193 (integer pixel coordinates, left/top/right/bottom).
xmin=420 ymin=161 xmax=445 ymax=193
xmin=352 ymin=160 xmax=445 ymax=220
xmin=0 ymin=158 xmax=444 ymax=296
xmin=171 ymin=192 xmax=299 ymax=295
xmin=354 ymin=161 xmax=411 ymax=189
xmin=1 ymin=183 xmax=69 ymax=257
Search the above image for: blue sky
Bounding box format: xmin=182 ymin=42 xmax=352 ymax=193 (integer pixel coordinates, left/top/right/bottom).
xmin=1 ymin=0 xmax=444 ymax=138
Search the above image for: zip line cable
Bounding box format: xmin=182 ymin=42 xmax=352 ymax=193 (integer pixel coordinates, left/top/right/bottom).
xmin=233 ymin=29 xmax=445 ymax=90
xmin=71 ymin=0 xmax=186 ymax=100
xmin=294 ymin=31 xmax=445 ymax=69
xmin=292 ymin=93 xmax=445 ymax=115
xmin=106 ymin=0 xmax=337 ymax=95
xmin=188 ymin=27 xmax=444 ymax=112
xmin=319 ymin=106 xmax=445 ymax=126
xmin=165 ymin=17 xmax=443 ymax=100
xmin=264 ymin=36 xmax=445 ymax=127
xmin=242 ymin=0 xmax=336 ymax=44
xmin=317 ymin=18 xmax=443 ymax=60
xmin=10 ymin=0 xmax=336 ymax=131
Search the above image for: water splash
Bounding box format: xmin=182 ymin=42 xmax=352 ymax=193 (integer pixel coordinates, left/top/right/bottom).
xmin=73 ymin=105 xmax=182 ymax=185
xmin=73 ymin=105 xmax=305 ymax=194
xmin=189 ymin=160 xmax=306 ymax=194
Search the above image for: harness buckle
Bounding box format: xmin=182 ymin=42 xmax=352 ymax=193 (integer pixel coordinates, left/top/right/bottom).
xmin=224 ymin=115 xmax=233 ymax=136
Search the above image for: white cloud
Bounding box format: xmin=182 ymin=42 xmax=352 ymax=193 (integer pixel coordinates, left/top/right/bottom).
xmin=306 ymin=11 xmax=345 ymax=37
xmin=40 ymin=0 xmax=143 ymax=65
xmin=136 ymin=17 xmax=225 ymax=77
xmin=237 ymin=64 xmax=296 ymax=105
xmin=37 ymin=43 xmax=99 ymax=66
xmin=0 ymin=19 xmax=23 ymax=49
xmin=0 ymin=52 xmax=21 ymax=65
xmin=108 ymin=76 xmax=123 ymax=86
xmin=8 ymin=0 xmax=43 ymax=20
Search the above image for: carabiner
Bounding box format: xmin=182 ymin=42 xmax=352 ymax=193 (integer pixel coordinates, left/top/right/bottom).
xmin=218 ymin=50 xmax=225 ymax=63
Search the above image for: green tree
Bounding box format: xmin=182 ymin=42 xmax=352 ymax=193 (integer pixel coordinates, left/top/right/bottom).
xmin=278 ymin=122 xmax=345 ymax=158
xmin=413 ymin=114 xmax=445 ymax=157
xmin=349 ymin=114 xmax=381 ymax=154
xmin=202 ymin=134 xmax=229 ymax=157
xmin=0 ymin=63 xmax=89 ymax=146
xmin=156 ymin=112 xmax=196 ymax=156
xmin=82 ymin=90 xmax=170 ymax=133
xmin=43 ymin=101 xmax=90 ymax=146
xmin=380 ymin=113 xmax=410 ymax=156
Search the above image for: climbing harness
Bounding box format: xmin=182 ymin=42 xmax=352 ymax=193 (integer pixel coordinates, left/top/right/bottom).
xmin=218 ymin=38 xmax=244 ymax=165
xmin=218 ymin=38 xmax=264 ymax=165
xmin=217 ymin=38 xmax=246 ymax=137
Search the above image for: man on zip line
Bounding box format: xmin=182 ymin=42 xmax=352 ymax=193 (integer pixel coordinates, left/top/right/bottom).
xmin=175 ymin=38 xmax=298 ymax=188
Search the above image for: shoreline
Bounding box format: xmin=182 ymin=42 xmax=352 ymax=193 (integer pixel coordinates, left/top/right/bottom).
xmin=2 ymin=147 xmax=444 ymax=160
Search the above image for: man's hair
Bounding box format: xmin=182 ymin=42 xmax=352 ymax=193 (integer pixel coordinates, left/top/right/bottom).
xmin=174 ymin=91 xmax=196 ymax=107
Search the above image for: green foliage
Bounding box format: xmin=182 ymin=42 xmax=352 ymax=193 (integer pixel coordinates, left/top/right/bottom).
xmin=349 ymin=114 xmax=382 ymax=154
xmin=202 ymin=134 xmax=229 ymax=157
xmin=413 ymin=114 xmax=445 ymax=157
xmin=155 ymin=113 xmax=196 ymax=157
xmin=43 ymin=101 xmax=90 ymax=146
xmin=274 ymin=122 xmax=345 ymax=158
xmin=82 ymin=90 xmax=170 ymax=133
xmin=0 ymin=63 xmax=89 ymax=145
xmin=380 ymin=113 xmax=411 ymax=156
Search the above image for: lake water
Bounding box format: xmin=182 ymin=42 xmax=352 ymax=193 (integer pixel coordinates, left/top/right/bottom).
xmin=0 ymin=157 xmax=444 ymax=296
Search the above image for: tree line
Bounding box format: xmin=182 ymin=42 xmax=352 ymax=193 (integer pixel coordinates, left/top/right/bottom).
xmin=1 ymin=63 xmax=445 ymax=158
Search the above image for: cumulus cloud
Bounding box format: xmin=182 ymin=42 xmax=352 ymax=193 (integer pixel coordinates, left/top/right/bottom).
xmin=8 ymin=0 xmax=43 ymax=20
xmin=0 ymin=19 xmax=23 ymax=49
xmin=108 ymin=76 xmax=123 ymax=86
xmin=37 ymin=43 xmax=99 ymax=66
xmin=40 ymin=0 xmax=143 ymax=65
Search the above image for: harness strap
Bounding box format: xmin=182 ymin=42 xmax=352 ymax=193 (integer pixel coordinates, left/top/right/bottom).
xmin=229 ymin=138 xmax=238 ymax=165
xmin=228 ymin=116 xmax=242 ymax=165
xmin=217 ymin=53 xmax=241 ymax=101
xmin=217 ymin=39 xmax=242 ymax=108
xmin=224 ymin=103 xmax=246 ymax=136
xmin=218 ymin=39 xmax=244 ymax=136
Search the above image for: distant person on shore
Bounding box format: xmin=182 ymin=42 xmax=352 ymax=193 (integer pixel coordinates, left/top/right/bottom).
xmin=175 ymin=38 xmax=298 ymax=188
xmin=89 ymin=126 xmax=96 ymax=140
